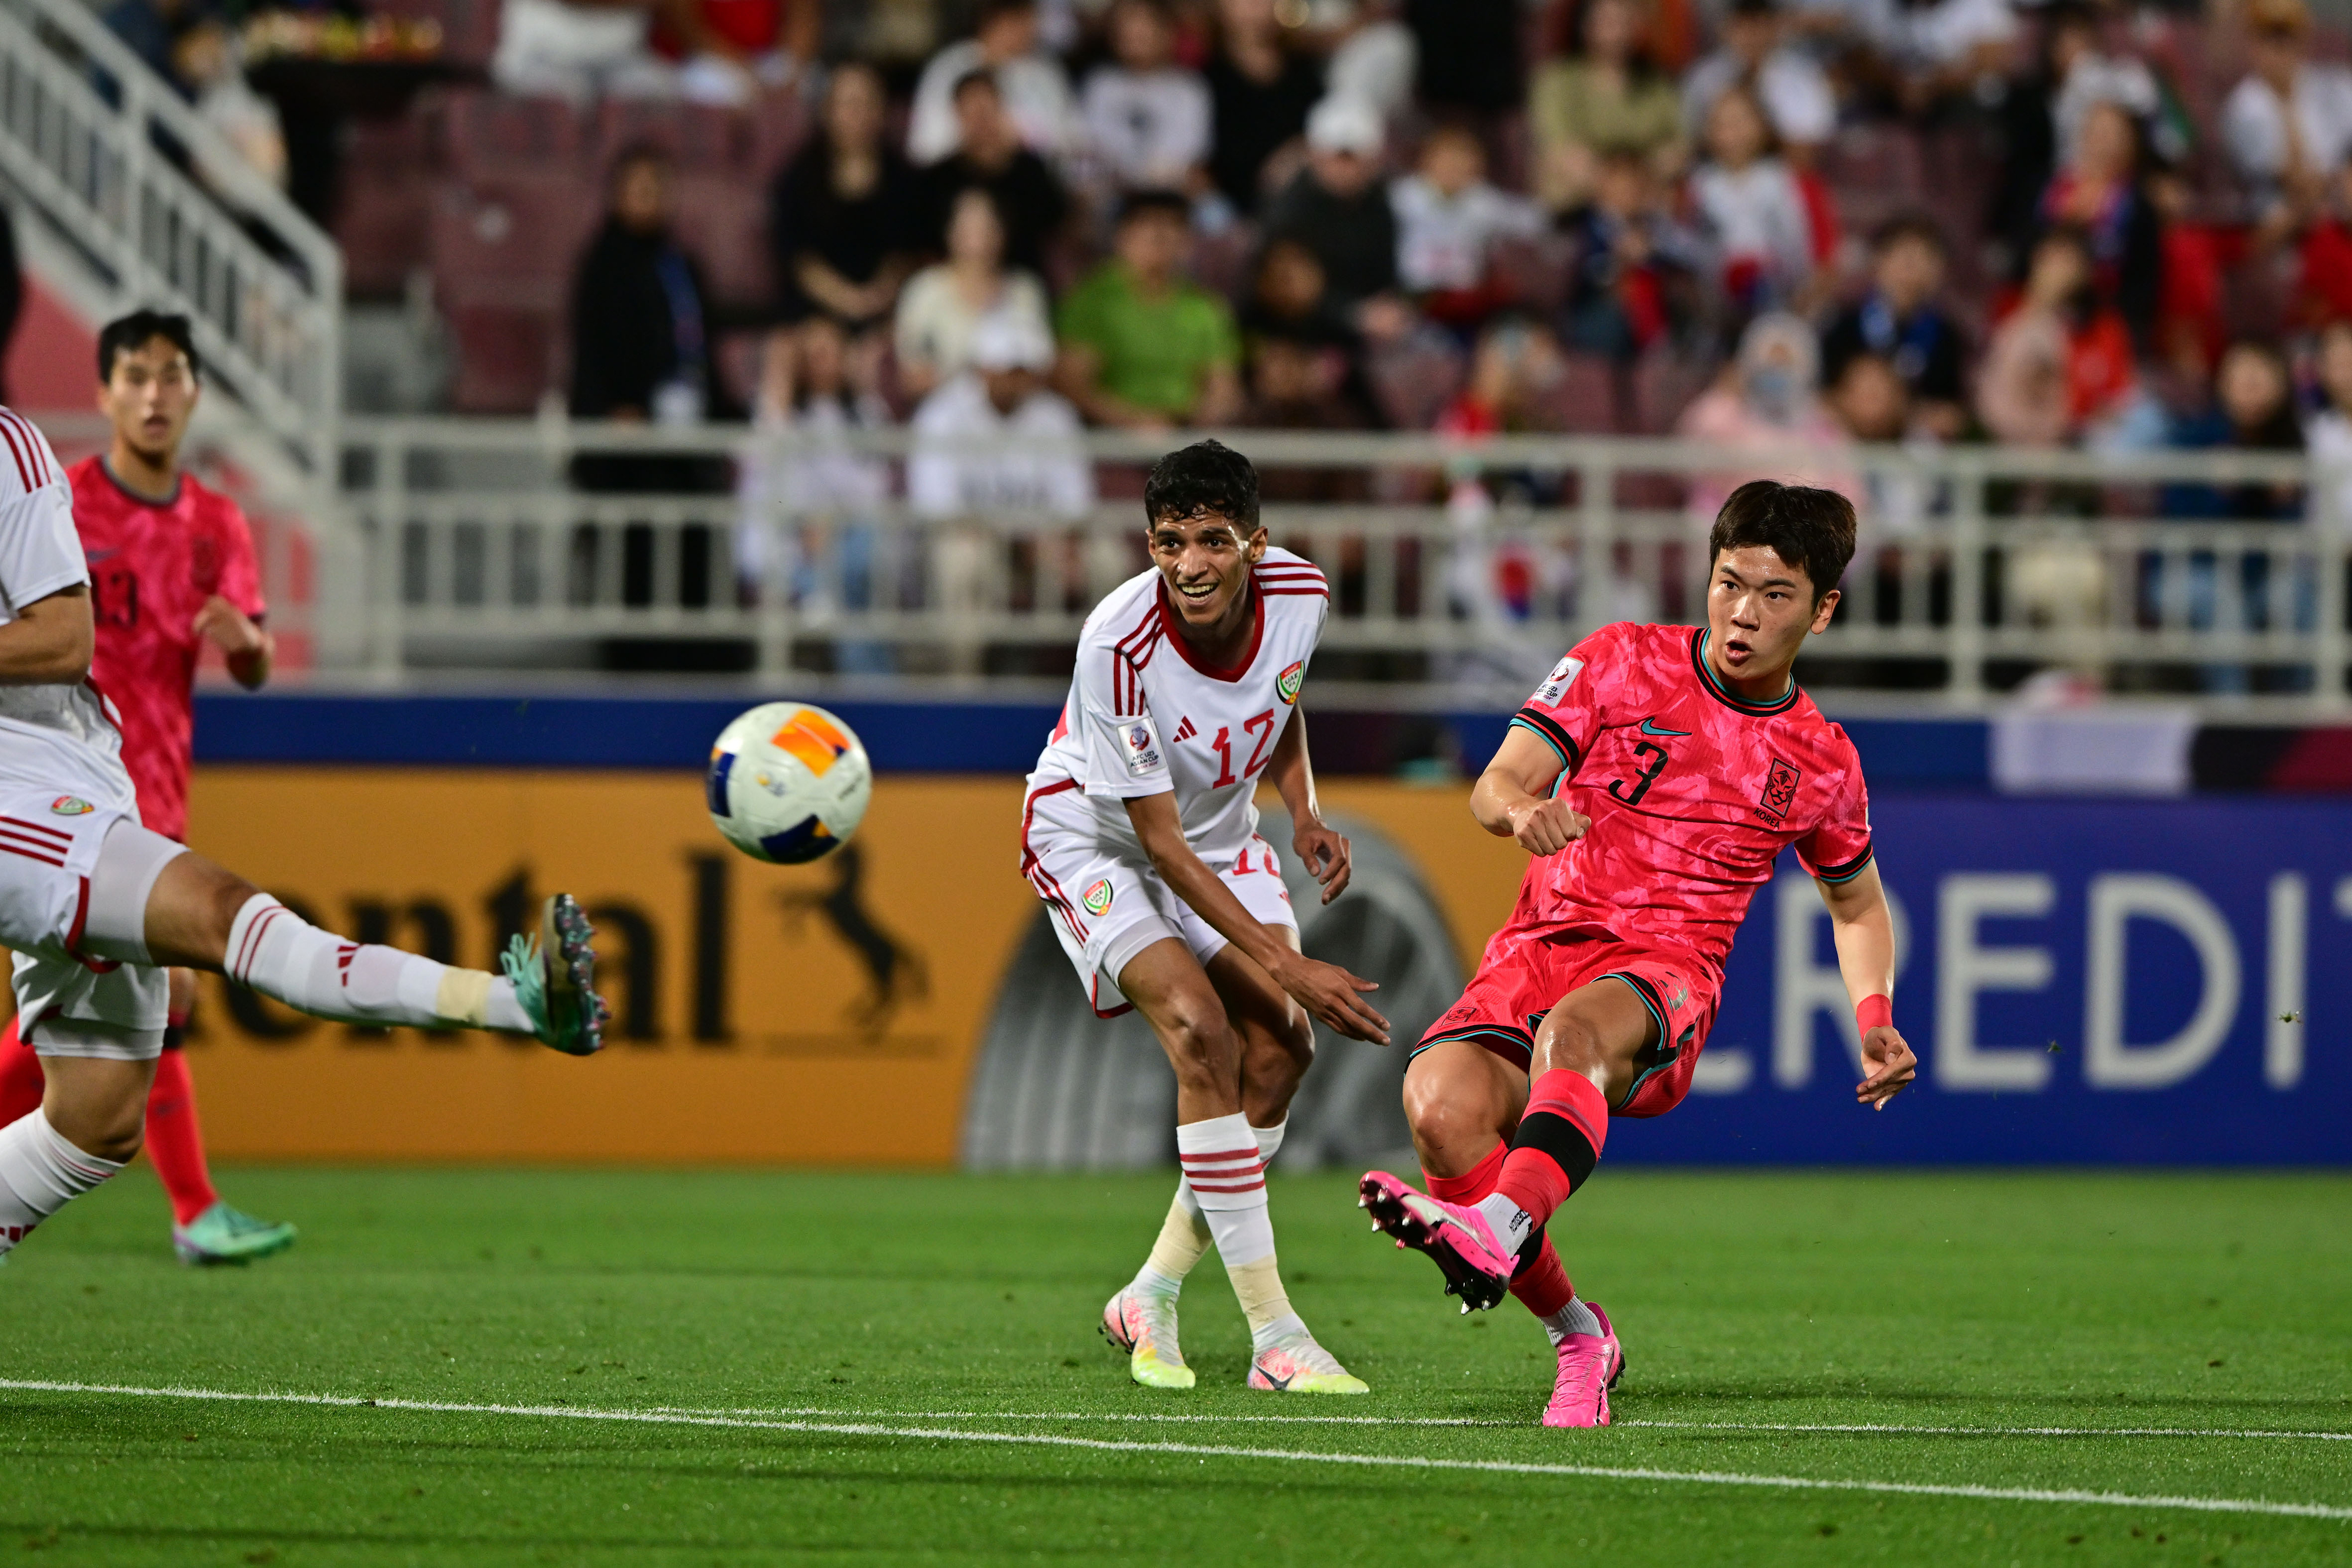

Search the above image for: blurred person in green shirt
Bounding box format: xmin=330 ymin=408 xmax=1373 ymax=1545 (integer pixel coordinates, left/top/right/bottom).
xmin=1055 ymin=190 xmax=1242 ymax=431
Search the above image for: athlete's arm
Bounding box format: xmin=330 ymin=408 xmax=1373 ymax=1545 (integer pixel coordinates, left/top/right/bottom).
xmin=193 ymin=595 xmax=272 ymax=689
xmin=0 ymin=584 xmax=93 ymax=686
xmin=1469 ymin=725 xmax=1590 ymax=856
xmin=1124 ymin=791 xmax=1389 ymax=1045
xmin=1816 ymin=861 xmax=1917 ymax=1109
xmin=1262 ymin=705 xmax=1351 ymax=904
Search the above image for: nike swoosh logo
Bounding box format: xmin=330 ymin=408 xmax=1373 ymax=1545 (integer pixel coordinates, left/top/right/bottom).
xmin=1639 ymin=719 xmax=1690 ymax=737
xmin=1257 ymin=1364 xmax=1294 ymax=1390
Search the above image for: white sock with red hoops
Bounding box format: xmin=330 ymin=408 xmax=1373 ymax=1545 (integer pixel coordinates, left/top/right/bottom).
xmin=225 ymin=894 xmax=531 ymax=1033
xmin=1132 ymin=1118 xmax=1287 ymax=1299
xmin=0 ymin=1111 xmax=122 ymax=1258
xmin=1177 ymin=1113 xmax=1305 ymax=1349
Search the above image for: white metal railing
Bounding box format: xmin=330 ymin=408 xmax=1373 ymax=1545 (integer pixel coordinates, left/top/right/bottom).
xmin=0 ymin=0 xmax=340 ymax=475
xmin=339 ymin=419 xmax=2351 ymax=711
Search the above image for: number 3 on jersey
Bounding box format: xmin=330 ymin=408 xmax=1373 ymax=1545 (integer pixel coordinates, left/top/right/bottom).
xmin=1210 ymin=709 xmax=1279 ymax=787
xmin=1609 ymin=739 xmax=1671 ymax=805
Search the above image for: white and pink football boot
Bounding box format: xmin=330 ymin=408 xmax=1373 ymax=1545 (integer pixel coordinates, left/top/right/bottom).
xmin=1357 ymin=1171 xmax=1516 ymax=1312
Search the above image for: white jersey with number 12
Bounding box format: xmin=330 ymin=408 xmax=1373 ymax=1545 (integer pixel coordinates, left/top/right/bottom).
xmin=1024 ymin=548 xmax=1329 ymax=864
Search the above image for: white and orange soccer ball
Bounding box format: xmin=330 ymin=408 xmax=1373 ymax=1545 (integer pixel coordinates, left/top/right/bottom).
xmin=705 ymin=701 xmax=873 ymax=864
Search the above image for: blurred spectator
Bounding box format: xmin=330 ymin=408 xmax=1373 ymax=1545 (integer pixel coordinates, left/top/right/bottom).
xmin=771 ymin=62 xmax=921 ymax=335
xmin=2167 ymin=339 xmax=2304 ymax=519
xmin=1081 ymin=0 xmax=1214 ymax=197
xmin=2036 ymin=99 xmax=2162 ymax=346
xmin=1827 ymin=349 xmax=1909 ymax=441
xmin=2307 ymin=317 xmax=2352 ymax=527
xmin=1850 ymin=0 xmax=2019 ymax=119
xmin=1977 ymin=226 xmax=2137 ymax=448
xmin=918 ymin=70 xmax=1072 ymax=278
xmin=1057 ymin=190 xmax=1243 ymax=428
xmin=910 ymin=315 xmax=1094 ymax=519
xmin=493 ymin=0 xmax=678 ymax=99
xmin=1682 ymin=0 xmax=1834 ymax=162
xmin=1241 ymin=237 xmax=1359 ymax=349
xmin=908 ymin=0 xmax=1078 ymax=166
xmin=1438 ymin=317 xmax=1567 ymax=437
xmin=1559 ymin=146 xmax=1699 ymax=361
xmin=1689 ymin=85 xmax=1819 ymax=320
xmin=1989 ymin=2 xmax=2168 ymax=272
xmin=1676 ymin=312 xmax=1859 ymax=519
xmin=1821 ymin=216 xmax=1967 ymax=437
xmin=570 ymin=145 xmax=727 ymax=427
xmin=2297 ymin=163 xmax=2352 ymax=325
xmin=2223 ymin=0 xmax=2352 ymax=247
xmin=650 ymin=0 xmax=816 ymax=104
xmin=1264 ymin=98 xmax=1412 ymax=337
xmin=172 ymin=18 xmax=287 ymax=192
xmin=896 ymin=188 xmax=1055 ymax=402
xmin=735 ymin=315 xmax=895 ymax=655
xmin=1390 ymin=125 xmax=1546 ymax=332
xmin=103 ymin=0 xmax=184 ymax=84
xmin=1244 ymin=336 xmax=1379 ymax=453
xmin=1404 ymin=0 xmax=1524 ymax=118
xmin=1204 ymin=0 xmax=1325 ymax=215
xmin=1531 ymin=0 xmax=1686 ymax=213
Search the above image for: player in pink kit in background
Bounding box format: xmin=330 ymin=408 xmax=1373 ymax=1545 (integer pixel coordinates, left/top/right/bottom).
xmin=0 ymin=311 xmax=294 ymax=1265
xmin=1360 ymin=480 xmax=1919 ymax=1427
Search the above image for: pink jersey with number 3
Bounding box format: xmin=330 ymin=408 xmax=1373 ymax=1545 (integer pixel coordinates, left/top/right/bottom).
xmin=1025 ymin=549 xmax=1329 ymax=864
xmin=1503 ymin=621 xmax=1875 ymax=971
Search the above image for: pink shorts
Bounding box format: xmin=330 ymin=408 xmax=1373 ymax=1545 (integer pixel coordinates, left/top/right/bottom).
xmin=1411 ymin=925 xmax=1720 ymax=1118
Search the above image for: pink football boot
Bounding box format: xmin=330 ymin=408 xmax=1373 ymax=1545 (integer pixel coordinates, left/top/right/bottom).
xmin=1357 ymin=1171 xmax=1516 ymax=1312
xmin=1542 ymin=1302 xmax=1626 ymax=1428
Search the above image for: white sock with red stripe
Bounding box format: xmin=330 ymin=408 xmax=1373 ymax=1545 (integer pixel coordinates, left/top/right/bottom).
xmin=0 ymin=1110 xmax=122 ymax=1258
xmin=1131 ymin=1118 xmax=1287 ymax=1299
xmin=225 ymin=895 xmax=532 ymax=1032
xmin=1177 ymin=1112 xmax=1305 ymax=1350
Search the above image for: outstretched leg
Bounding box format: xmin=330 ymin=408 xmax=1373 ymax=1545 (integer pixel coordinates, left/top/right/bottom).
xmin=117 ymin=834 xmax=604 ymax=1054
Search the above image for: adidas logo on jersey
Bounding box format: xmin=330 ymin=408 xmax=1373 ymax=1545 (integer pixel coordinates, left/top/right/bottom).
xmin=1172 ymin=716 xmax=1197 ymax=743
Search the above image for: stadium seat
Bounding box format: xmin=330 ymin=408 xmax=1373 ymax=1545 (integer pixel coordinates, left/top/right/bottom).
xmin=1631 ymin=348 xmax=1714 ymax=436
xmin=339 ymin=116 xmax=435 ymax=299
xmin=1488 ymin=232 xmax=1574 ymax=317
xmin=671 ymin=171 xmax=773 ymax=307
xmin=433 ymin=89 xmax=588 ymax=179
xmin=442 ymin=300 xmax=562 ymax=412
xmin=749 ymin=92 xmax=811 ymax=182
xmin=592 ymin=99 xmax=754 ymax=175
xmin=1533 ymin=352 xmax=1627 ymax=435
xmin=1366 ymin=336 xmax=1466 ymax=431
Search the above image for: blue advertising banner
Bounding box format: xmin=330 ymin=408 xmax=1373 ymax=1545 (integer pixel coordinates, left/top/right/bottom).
xmin=1623 ymin=797 xmax=2352 ymax=1165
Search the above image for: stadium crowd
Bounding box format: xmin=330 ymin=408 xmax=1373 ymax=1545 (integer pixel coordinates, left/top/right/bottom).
xmin=400 ymin=0 xmax=2352 ymax=500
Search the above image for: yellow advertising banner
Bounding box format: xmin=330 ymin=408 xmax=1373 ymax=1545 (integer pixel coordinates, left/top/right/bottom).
xmin=146 ymin=770 xmax=1526 ymax=1165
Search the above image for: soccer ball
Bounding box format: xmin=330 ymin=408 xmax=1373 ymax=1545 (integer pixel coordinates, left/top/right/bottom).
xmin=705 ymin=702 xmax=872 ymax=863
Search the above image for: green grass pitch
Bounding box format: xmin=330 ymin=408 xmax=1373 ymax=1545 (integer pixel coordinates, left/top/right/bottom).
xmin=1 ymin=1166 xmax=2347 ymax=1566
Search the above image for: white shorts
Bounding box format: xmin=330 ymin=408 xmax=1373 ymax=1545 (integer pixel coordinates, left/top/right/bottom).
xmin=1023 ymin=824 xmax=1298 ymax=1018
xmin=0 ymin=790 xmax=171 ymax=1060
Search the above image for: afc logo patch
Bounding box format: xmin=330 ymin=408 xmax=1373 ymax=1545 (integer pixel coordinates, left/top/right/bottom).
xmin=1755 ymin=757 xmax=1802 ymax=821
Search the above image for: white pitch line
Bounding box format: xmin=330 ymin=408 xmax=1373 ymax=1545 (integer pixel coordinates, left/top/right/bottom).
xmin=631 ymin=1404 xmax=2352 ymax=1443
xmin=2 ymin=1380 xmax=2347 ymax=1524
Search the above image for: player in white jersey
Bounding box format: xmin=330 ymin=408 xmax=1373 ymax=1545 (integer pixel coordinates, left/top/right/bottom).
xmin=0 ymin=407 xmax=607 ymax=1262
xmin=1021 ymin=440 xmax=1389 ymax=1394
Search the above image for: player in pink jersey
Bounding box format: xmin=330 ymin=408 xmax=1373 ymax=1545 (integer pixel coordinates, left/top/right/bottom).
xmin=0 ymin=312 xmax=290 ymax=1264
xmin=1359 ymin=481 xmax=1918 ymax=1426
xmin=1023 ymin=441 xmax=1387 ymax=1394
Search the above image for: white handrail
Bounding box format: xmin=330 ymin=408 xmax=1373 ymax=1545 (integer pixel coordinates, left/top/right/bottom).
xmin=0 ymin=0 xmax=340 ymax=475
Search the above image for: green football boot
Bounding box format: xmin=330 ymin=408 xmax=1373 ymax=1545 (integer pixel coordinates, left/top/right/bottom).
xmin=501 ymin=893 xmax=609 ymax=1056
xmin=172 ymin=1201 xmax=296 ymax=1266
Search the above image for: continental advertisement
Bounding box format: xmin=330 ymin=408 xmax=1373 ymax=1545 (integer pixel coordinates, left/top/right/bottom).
xmin=161 ymin=771 xmax=1529 ymax=1165
xmin=68 ymin=770 xmax=2352 ymax=1166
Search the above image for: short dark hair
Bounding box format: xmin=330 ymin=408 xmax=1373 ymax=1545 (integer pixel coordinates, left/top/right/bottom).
xmin=977 ymin=0 xmax=1036 ymax=22
xmin=1117 ymin=188 xmax=1192 ymax=226
xmin=1144 ymin=439 xmax=1261 ymax=533
xmin=98 ymin=310 xmax=200 ymax=385
xmin=1871 ymin=212 xmax=1946 ymax=256
xmin=951 ymin=66 xmax=1000 ymax=103
xmin=1708 ymin=480 xmax=1856 ymax=603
